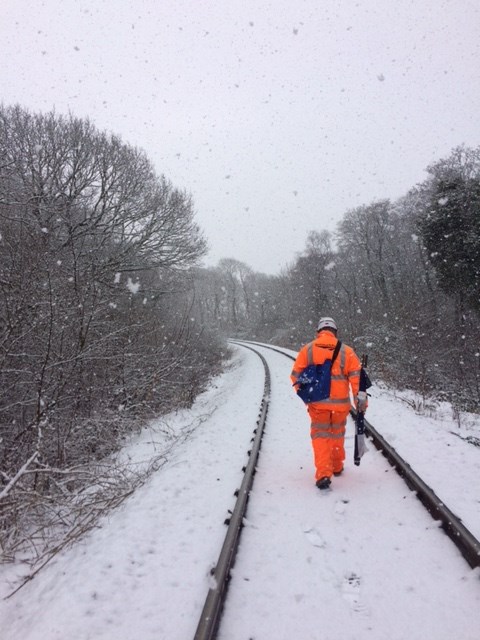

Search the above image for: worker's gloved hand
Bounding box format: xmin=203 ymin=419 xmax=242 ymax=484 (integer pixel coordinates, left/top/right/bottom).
xmin=356 ymin=391 xmax=368 ymax=412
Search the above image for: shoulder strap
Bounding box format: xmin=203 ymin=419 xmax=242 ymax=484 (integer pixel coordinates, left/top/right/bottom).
xmin=331 ymin=340 xmax=342 ymax=365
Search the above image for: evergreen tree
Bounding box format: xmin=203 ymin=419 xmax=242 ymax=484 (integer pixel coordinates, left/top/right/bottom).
xmin=418 ymin=146 xmax=480 ymax=314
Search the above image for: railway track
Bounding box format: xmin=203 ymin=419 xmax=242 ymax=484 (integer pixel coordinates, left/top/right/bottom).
xmin=194 ymin=340 xmax=480 ymax=640
xmin=194 ymin=344 xmax=271 ymax=640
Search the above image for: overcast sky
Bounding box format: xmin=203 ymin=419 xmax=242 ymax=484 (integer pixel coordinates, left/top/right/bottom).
xmin=2 ymin=0 xmax=480 ymax=274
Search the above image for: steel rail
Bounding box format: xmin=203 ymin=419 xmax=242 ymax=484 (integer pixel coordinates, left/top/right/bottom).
xmin=235 ymin=339 xmax=480 ymax=569
xmin=193 ymin=343 xmax=271 ymax=640
xmin=361 ymin=416 xmax=480 ymax=568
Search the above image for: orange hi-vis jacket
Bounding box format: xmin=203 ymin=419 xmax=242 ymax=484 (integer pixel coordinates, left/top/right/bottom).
xmin=290 ymin=331 xmax=361 ymax=412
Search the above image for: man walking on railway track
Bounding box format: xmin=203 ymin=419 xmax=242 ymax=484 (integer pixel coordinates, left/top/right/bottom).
xmin=290 ymin=317 xmax=367 ymax=490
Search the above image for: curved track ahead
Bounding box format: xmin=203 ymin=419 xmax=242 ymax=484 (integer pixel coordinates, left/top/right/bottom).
xmin=194 ymin=340 xmax=480 ymax=640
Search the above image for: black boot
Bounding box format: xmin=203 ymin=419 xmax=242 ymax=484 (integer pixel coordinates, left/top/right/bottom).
xmin=316 ymin=476 xmax=331 ymax=490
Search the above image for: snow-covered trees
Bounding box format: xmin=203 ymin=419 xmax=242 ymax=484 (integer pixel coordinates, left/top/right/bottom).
xmin=0 ymin=106 xmax=223 ymax=560
xmin=417 ymin=146 xmax=480 ymax=314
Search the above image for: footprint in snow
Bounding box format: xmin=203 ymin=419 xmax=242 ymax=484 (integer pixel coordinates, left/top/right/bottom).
xmin=303 ymin=527 xmax=326 ymax=548
xmin=341 ymin=572 xmax=370 ymax=617
xmin=334 ymin=499 xmax=349 ymax=517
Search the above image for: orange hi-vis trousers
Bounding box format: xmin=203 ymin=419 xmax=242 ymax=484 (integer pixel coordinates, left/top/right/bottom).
xmin=307 ymin=408 xmax=349 ymax=481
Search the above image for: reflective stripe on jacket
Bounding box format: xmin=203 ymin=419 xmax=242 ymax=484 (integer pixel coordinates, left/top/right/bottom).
xmin=291 ymin=331 xmax=361 ymax=412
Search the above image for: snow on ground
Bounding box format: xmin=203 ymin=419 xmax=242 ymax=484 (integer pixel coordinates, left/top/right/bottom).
xmin=0 ymin=344 xmax=479 ymax=639
xmin=0 ymin=350 xmax=266 ymax=639
xmin=219 ymin=345 xmax=480 ymax=640
xmin=367 ymin=383 xmax=480 ymax=538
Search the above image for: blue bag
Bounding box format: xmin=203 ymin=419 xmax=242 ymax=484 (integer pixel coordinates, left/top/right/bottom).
xmin=295 ymin=341 xmax=342 ymax=404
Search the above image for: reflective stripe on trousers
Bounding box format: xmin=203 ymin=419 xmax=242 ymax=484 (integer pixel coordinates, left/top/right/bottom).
xmin=311 ymin=426 xmax=346 ymax=439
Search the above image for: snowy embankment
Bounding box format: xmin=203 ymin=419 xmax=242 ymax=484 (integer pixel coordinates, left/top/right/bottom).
xmin=0 ymin=345 xmax=479 ymax=640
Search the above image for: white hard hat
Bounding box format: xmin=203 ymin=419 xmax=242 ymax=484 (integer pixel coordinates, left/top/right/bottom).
xmin=317 ymin=317 xmax=337 ymax=332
